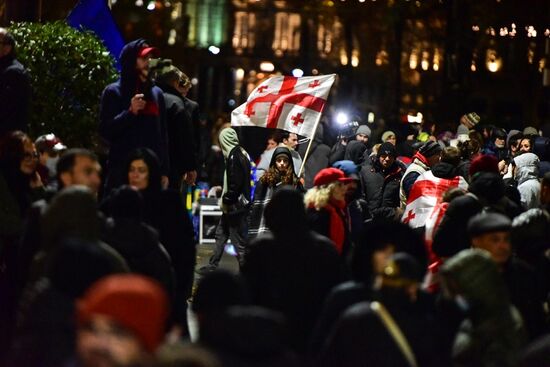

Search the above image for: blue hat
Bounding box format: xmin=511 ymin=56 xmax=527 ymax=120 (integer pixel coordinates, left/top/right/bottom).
xmin=332 ymin=160 xmax=359 ymax=180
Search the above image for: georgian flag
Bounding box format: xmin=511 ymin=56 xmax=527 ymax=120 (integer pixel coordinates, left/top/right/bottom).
xmin=231 ymin=74 xmax=336 ymax=139
xmin=402 ymin=170 xmax=468 ymax=247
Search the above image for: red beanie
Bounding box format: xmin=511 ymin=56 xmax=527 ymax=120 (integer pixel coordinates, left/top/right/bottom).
xmin=469 ymin=154 xmax=499 ymax=177
xmin=77 ymin=274 xmax=169 ymax=352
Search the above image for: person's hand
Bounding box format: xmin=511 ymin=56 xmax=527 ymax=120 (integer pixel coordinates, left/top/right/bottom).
xmin=184 ymin=170 xmax=197 ymax=185
xmin=129 ymin=94 xmax=146 ymax=115
xmin=498 ymin=160 xmax=508 ymax=175
xmin=161 ymin=175 xmax=169 ymax=189
xmin=407 ymin=134 xmax=415 ymax=141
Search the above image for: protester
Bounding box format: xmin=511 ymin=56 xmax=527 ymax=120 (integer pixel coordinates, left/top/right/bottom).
xmin=439 ymin=249 xmax=527 ymax=367
xmin=247 ymin=146 xmax=302 ymax=239
xmin=0 ymin=28 xmax=31 ymax=136
xmin=34 ymin=133 xmax=66 ymax=188
xmin=305 ymin=167 xmax=353 ymax=256
xmin=360 ymin=142 xmax=404 ymax=219
xmin=200 ymin=127 xmax=251 ymax=272
xmin=242 ymin=187 xmax=344 ymax=353
xmin=56 ymin=149 xmax=102 ymax=196
xmin=155 ymin=64 xmax=198 ymax=190
xmin=120 ymin=147 xmax=195 ymax=336
xmin=300 ymin=124 xmax=331 ymax=189
xmin=399 ymin=140 xmax=442 ymax=207
xmin=513 ymin=152 xmax=541 ymax=209
xmin=99 ymin=39 xmax=169 ymax=192
xmin=319 ymin=253 xmax=440 ymax=367
xmin=0 ymin=131 xmax=43 ymax=357
xmin=75 ymin=274 xmax=169 ymax=367
xmin=381 ymin=130 xmax=397 ymax=145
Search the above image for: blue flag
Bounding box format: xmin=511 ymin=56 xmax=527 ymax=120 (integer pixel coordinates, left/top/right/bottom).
xmin=67 ymin=0 xmax=125 ymax=70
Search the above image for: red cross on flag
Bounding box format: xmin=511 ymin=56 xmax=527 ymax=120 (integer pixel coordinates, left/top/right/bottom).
xmin=401 ymin=170 xmax=468 ymax=259
xmin=231 ymin=74 xmax=336 ymax=139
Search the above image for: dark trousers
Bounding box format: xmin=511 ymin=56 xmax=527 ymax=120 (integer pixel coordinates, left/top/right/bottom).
xmin=209 ymin=212 xmax=248 ymax=268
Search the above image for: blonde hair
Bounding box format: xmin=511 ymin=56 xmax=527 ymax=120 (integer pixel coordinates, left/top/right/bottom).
xmin=304 ymin=182 xmax=340 ymax=210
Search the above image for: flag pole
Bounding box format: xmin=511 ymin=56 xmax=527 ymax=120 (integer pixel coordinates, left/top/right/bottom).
xmin=298 ymin=117 xmax=321 ymax=178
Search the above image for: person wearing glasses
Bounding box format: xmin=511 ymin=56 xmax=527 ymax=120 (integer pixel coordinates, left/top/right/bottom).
xmin=0 ymin=28 xmax=31 ymax=137
xmin=0 ymin=130 xmax=44 ymax=358
xmin=154 ymin=64 xmax=199 ymax=191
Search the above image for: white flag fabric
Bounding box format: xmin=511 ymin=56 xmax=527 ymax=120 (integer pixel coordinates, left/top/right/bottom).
xmin=402 ymin=170 xmax=469 ymax=243
xmin=231 ymin=74 xmax=336 ymax=139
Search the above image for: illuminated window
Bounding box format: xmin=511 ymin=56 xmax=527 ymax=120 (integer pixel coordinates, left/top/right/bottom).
xmin=185 ymin=0 xmax=227 ymax=47
xmin=272 ymin=12 xmax=301 ymax=55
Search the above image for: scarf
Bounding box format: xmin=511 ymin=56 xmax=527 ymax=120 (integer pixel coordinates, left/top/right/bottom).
xmin=324 ymin=198 xmax=347 ymax=255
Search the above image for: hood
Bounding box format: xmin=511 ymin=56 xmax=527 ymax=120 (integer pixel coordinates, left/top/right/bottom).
xmin=120 ymin=39 xmax=147 ymax=85
xmin=440 ymin=249 xmax=510 ymax=317
xmin=344 ymin=140 xmax=367 ymax=165
xmin=124 ymin=148 xmax=161 ymax=195
xmin=314 ymin=124 xmax=325 ymax=144
xmin=41 ymin=186 xmax=101 ymax=251
xmin=105 ymin=218 xmax=159 ymax=259
xmin=269 ymin=146 xmax=294 ymax=171
xmin=219 ymin=128 xmax=240 ymax=158
xmin=469 ymin=172 xmax=505 ymax=204
xmin=514 ymin=152 xmax=539 ymax=185
xmin=431 ymin=162 xmax=457 ymax=179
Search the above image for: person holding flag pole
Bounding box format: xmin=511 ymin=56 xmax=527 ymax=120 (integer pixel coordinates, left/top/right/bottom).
xmin=231 ymin=73 xmax=337 ymax=181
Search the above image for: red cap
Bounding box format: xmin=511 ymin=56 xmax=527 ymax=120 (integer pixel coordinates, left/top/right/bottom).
xmin=313 ymin=167 xmax=354 ymax=187
xmin=77 ymin=274 xmax=169 ymax=352
xmin=138 ymin=46 xmax=160 ymax=58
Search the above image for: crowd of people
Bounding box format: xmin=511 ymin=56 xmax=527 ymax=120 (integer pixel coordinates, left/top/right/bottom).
xmin=2 ymin=29 xmax=550 ymax=367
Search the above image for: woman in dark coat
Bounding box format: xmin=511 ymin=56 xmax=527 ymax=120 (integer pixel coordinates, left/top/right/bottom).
xmin=0 ymin=131 xmax=44 ymax=360
xmin=248 ymin=146 xmax=302 ymax=239
xmin=122 ymin=148 xmax=196 ymax=337
xmin=101 ymin=185 xmax=176 ymax=305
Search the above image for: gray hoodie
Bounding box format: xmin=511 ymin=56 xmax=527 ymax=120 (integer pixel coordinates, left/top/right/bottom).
xmin=514 ymin=153 xmax=540 ymax=209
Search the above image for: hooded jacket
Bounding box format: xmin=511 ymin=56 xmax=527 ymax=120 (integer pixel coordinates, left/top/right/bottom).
xmin=99 ymin=39 xmax=169 ymax=190
xmin=440 ymin=249 xmax=526 ymax=367
xmin=300 ymin=124 xmax=331 ymax=189
xmin=514 ymin=153 xmax=540 ymax=209
xmin=0 ymin=53 xmax=31 ymax=135
xmin=219 ymin=128 xmax=251 ymax=213
xmin=344 ymin=140 xmax=367 ymax=166
xmin=158 ymin=83 xmax=198 ymax=179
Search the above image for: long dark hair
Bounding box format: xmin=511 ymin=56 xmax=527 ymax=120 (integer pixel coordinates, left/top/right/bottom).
xmin=0 ymin=130 xmax=33 ymax=212
xmin=124 ymin=148 xmax=162 ymax=195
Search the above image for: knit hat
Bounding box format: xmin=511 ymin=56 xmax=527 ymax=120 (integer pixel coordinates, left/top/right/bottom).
xmin=469 ymin=154 xmax=499 ymax=177
xmin=460 ymin=112 xmax=481 ymax=129
xmin=313 ymin=167 xmax=354 ymax=187
xmin=381 ymin=130 xmax=396 ymax=143
xmin=419 ymin=141 xmax=442 ymax=158
xmin=523 ymin=126 xmax=539 ymax=137
xmin=378 ymin=142 xmax=398 ymax=157
xmin=355 ymin=125 xmax=371 ymax=137
xmin=468 ymin=212 xmax=512 ymax=238
xmin=77 ymin=274 xmax=169 ymax=352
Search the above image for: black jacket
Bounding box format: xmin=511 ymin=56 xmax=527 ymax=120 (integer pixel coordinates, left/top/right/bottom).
xmin=360 ymin=159 xmax=404 ymax=218
xmin=0 ymin=54 xmax=31 ymax=135
xmin=242 ymin=231 xmax=345 ymax=353
xmin=102 ymin=217 xmax=176 ymax=303
xmin=223 ymin=146 xmax=252 ymax=206
xmin=160 ymin=85 xmax=198 ymax=176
